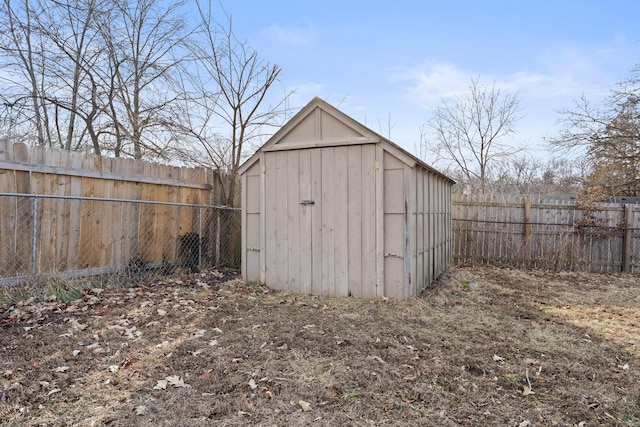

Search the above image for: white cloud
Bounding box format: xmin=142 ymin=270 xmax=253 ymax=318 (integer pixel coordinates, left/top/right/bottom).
xmin=264 ymin=23 xmax=314 ymax=46
xmin=390 ymin=42 xmax=630 ymax=113
xmin=390 ymin=61 xmax=472 ymax=106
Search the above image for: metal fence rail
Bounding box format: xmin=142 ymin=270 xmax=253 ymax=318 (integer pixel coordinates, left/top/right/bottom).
xmin=0 ymin=193 xmax=240 ymax=286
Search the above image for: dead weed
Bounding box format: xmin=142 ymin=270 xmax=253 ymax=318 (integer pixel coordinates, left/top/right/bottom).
xmin=1 ymin=265 xmax=639 ymax=426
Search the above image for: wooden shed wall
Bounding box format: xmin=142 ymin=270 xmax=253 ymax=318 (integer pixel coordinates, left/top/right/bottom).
xmin=242 ymin=144 xmax=453 ymax=299
xmin=382 ymin=157 xmax=454 ymax=299
xmin=410 ymin=169 xmax=452 ymax=295
xmin=239 ymin=98 xmax=453 ymax=299
xmin=253 ymin=144 xmax=382 ymax=298
xmin=241 ymin=159 xmax=262 ymax=282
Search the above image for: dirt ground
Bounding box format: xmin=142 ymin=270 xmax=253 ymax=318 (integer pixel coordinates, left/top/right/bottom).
xmin=1 ymin=265 xmax=639 ymax=426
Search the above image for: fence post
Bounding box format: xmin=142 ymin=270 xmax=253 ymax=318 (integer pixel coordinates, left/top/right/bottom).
xmin=31 ymin=196 xmax=39 ymax=278
xmin=198 ymin=206 xmax=203 ymax=268
xmin=215 ymin=209 xmax=221 ymax=266
xmin=523 ymin=196 xmax=531 ymax=267
xmin=622 ymin=203 xmax=633 ymax=273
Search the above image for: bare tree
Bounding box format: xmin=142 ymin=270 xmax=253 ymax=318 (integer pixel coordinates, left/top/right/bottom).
xmin=0 ymin=0 xmax=52 ymax=146
xmin=100 ymin=0 xmax=189 ymax=159
xmin=35 ymin=0 xmax=112 ymax=155
xmin=551 ymin=66 xmax=640 ymax=196
xmin=425 ymin=78 xmax=523 ymax=194
xmin=0 ymin=0 xmax=290 ymax=171
xmin=177 ymin=0 xmax=291 ymax=205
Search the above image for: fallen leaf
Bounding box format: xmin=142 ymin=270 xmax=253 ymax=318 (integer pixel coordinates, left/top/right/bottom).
xmin=298 ymin=400 xmax=311 ymax=412
xmin=366 ymin=355 xmax=386 ymax=364
xmin=260 ymin=388 xmax=273 ymax=399
xmin=68 ymin=318 xmax=88 ymax=330
xmin=166 ymin=375 xmax=189 ymax=388
xmin=198 ymin=369 xmax=213 ymax=380
xmin=153 ymin=380 xmax=168 ymax=390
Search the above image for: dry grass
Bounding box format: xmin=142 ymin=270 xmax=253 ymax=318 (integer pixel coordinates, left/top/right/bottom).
xmin=1 ymin=265 xmax=639 ymax=426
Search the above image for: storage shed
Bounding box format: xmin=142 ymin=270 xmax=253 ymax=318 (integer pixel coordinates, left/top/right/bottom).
xmin=239 ymin=97 xmax=454 ymax=299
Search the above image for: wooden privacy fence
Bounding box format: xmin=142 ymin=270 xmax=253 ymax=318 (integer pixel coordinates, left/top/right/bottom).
xmin=0 ymin=140 xmax=240 ymax=285
xmin=453 ymin=193 xmax=640 ymax=273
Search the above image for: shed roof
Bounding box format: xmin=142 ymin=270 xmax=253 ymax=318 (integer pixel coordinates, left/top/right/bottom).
xmin=239 ymin=97 xmax=454 ymax=183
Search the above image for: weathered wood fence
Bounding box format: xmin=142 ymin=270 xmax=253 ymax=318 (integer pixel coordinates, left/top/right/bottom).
xmin=0 ymin=139 xmax=240 ymax=284
xmin=453 ymin=193 xmax=640 ymax=273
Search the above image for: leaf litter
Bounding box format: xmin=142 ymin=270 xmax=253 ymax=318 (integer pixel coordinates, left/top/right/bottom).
xmin=0 ymin=266 xmax=639 ymax=425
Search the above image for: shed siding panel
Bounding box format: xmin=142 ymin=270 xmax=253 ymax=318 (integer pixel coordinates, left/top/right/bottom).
xmin=426 ymin=172 xmax=434 ymax=286
xmin=310 ymin=149 xmax=323 ymax=295
xmin=298 ymin=150 xmax=313 ymax=295
xmin=321 ymin=110 xmax=361 ymax=140
xmin=277 ymin=113 xmax=316 ymax=145
xmin=244 ymin=163 xmax=262 ymax=282
xmin=347 ymin=145 xmax=363 ymax=297
xmin=384 ymin=169 xmax=404 ymax=214
xmin=375 ymin=146 xmax=384 ymax=297
xmin=383 ymin=152 xmax=406 ymax=298
xmin=407 ymin=165 xmax=416 ymax=298
xmin=334 ymin=146 xmax=349 ymax=297
xmin=246 ymin=175 xmax=260 ymax=213
xmin=384 ymin=257 xmax=404 ymax=299
xmin=246 ymin=214 xmax=260 ymax=249
xmin=416 ymin=168 xmax=425 ymax=291
xmin=321 ymin=147 xmax=335 ymax=295
xmin=287 ymin=150 xmax=300 ymax=290
xmin=361 ymin=145 xmax=377 ymax=298
xmin=275 ymin=152 xmax=290 ymax=289
xmin=264 ymin=153 xmax=278 ymax=288
xmin=384 ymin=214 xmax=404 ymax=256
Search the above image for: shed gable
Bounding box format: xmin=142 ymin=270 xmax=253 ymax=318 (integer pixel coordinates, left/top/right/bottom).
xmin=263 ymin=105 xmax=378 ymax=153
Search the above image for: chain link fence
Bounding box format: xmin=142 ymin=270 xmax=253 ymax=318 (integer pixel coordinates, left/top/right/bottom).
xmin=0 ymin=193 xmax=240 ymax=287
xmin=453 ymin=194 xmax=640 ymax=273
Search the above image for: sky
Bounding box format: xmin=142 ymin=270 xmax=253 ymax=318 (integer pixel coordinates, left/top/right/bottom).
xmin=220 ymin=0 xmax=639 ymax=164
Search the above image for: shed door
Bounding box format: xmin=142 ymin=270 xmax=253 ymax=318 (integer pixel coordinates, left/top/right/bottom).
xmin=263 ymin=145 xmax=378 ymax=298
xmin=264 ymin=148 xmax=327 ymax=295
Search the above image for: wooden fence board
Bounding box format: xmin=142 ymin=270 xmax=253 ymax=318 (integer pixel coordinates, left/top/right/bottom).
xmin=0 ymin=140 xmax=227 ymax=281
xmin=453 ymin=193 xmax=640 ymax=273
